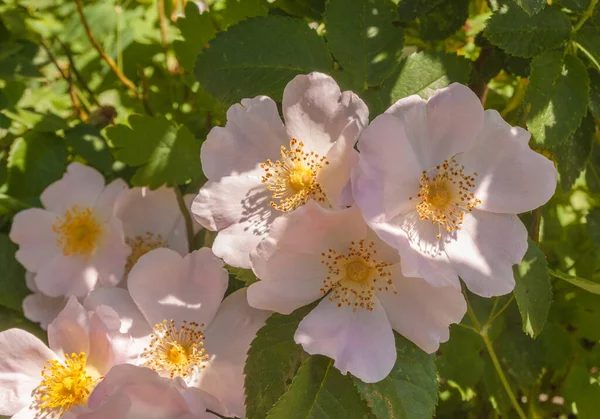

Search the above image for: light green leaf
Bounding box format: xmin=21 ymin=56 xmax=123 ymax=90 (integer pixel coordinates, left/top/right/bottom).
xmin=354 ymin=334 xmax=438 ymax=419
xmin=555 ymin=112 xmax=594 ymax=192
xmin=484 ymin=5 xmax=571 ymax=58
xmin=195 ymin=16 xmax=332 ymax=105
xmin=549 ymin=269 xmax=600 ymax=294
xmin=513 ymin=240 xmax=552 ymax=338
xmin=245 ymin=305 xmax=314 ymax=419
xmin=526 ymin=51 xmax=589 ymax=149
xmin=511 ymin=0 xmax=546 ymax=15
xmin=0 ymin=234 xmax=28 ymax=312
xmin=381 ymin=51 xmax=471 ymax=104
xmin=325 ymin=0 xmax=405 ymax=89
xmin=173 ymin=2 xmax=217 ymax=73
xmin=6 ymin=131 xmax=68 ymax=202
xmin=266 ymin=355 xmax=371 ymax=418
xmin=106 ymin=114 xmax=201 ymax=189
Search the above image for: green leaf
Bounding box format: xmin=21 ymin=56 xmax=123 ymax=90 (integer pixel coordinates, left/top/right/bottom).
xmin=437 ymin=326 xmax=484 ymax=395
xmin=6 ymin=131 xmax=68 ymax=202
xmin=65 ymin=124 xmax=115 ymax=173
xmin=513 ymin=240 xmax=552 ymax=338
xmin=271 ymin=0 xmax=325 ymax=20
xmin=587 ymin=208 xmax=600 ymax=247
xmin=245 ymin=304 xmax=314 ymax=419
xmin=549 ymin=269 xmax=600 ymax=294
xmin=173 ymin=2 xmax=217 ymax=73
xmin=589 ymin=69 xmax=600 ymax=121
xmin=0 ymin=234 xmax=28 ymax=312
xmin=526 ymin=51 xmax=589 ymax=149
xmin=324 ymin=0 xmax=405 ymax=89
xmin=561 ymin=364 xmax=600 ymax=419
xmin=511 ymin=0 xmax=546 ymax=15
xmin=380 ymin=51 xmax=471 ymax=105
xmin=354 ymin=334 xmax=438 ymax=419
xmin=266 ymin=355 xmax=371 ymax=418
xmin=395 ymin=0 xmax=443 ymax=21
xmin=495 ymin=324 xmax=545 ymax=390
xmin=555 ymin=112 xmax=594 ymax=192
xmin=0 ymin=305 xmax=46 ymax=341
xmin=484 ymin=5 xmax=571 ymax=58
xmin=227 ymin=266 xmax=258 ymax=286
xmin=419 ymin=0 xmax=469 ymax=42
xmin=106 ymin=114 xmax=201 ymax=189
xmin=0 ymin=193 xmax=30 ymax=218
xmin=195 ymin=16 xmax=332 ymax=105
xmin=574 ymin=24 xmax=600 ymax=71
xmin=210 ymin=0 xmax=269 ymax=30
xmin=556 ymin=0 xmax=591 ymax=12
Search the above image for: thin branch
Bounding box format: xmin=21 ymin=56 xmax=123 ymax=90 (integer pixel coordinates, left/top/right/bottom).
xmin=74 ymin=0 xmax=137 ymax=92
xmin=574 ymin=0 xmax=598 ymax=32
xmin=157 ymin=0 xmax=169 ymax=52
xmin=174 ymin=186 xmax=195 ymax=253
xmin=58 ymin=40 xmax=100 ymax=107
xmin=486 ymin=295 xmax=515 ymax=326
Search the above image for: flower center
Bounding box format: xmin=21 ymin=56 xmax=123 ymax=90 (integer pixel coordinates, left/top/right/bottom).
xmin=125 ymin=233 xmax=168 ymax=276
xmin=321 ymin=240 xmax=394 ymax=312
xmin=53 ymin=206 xmax=103 ymax=259
xmin=142 ymin=319 xmax=209 ymax=379
xmin=33 ymin=353 xmax=94 ymax=416
xmin=410 ymin=158 xmax=481 ymax=239
xmin=261 ymin=138 xmax=328 ymax=212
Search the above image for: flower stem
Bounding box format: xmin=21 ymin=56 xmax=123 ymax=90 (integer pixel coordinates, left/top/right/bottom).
xmin=174 ymin=186 xmax=195 ymax=253
xmin=464 ymin=292 xmax=527 ymax=419
xmin=574 ymin=0 xmax=598 ymax=32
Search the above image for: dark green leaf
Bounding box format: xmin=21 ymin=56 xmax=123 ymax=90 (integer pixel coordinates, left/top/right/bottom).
xmin=381 ymin=51 xmax=471 ymax=105
xmin=0 ymin=305 xmax=46 ymax=341
xmin=437 ymin=326 xmax=484 ymax=394
xmin=496 ymin=324 xmax=544 ymax=390
xmin=173 ymin=2 xmax=217 ymax=73
xmin=510 ymin=0 xmax=546 ymax=15
xmin=245 ymin=304 xmax=314 ymax=419
xmin=574 ymin=24 xmax=600 ymax=71
xmin=588 ymin=207 xmax=600 ymax=247
xmin=325 ymin=0 xmax=405 ymax=89
xmin=555 ymin=112 xmax=594 ymax=192
xmin=6 ymin=131 xmax=68 ymax=201
xmin=106 ymin=114 xmax=201 ymax=189
xmin=550 ymin=269 xmax=600 ymax=295
xmin=210 ymin=0 xmax=269 ymax=30
xmin=354 ymin=334 xmax=438 ymax=419
xmin=266 ymin=355 xmax=371 ymax=418
xmin=590 ymin=69 xmax=600 ymax=121
xmin=0 ymin=234 xmax=28 ymax=312
xmin=556 ymin=0 xmax=591 ymax=12
xmin=484 ymin=5 xmax=571 ymax=58
xmin=526 ymin=51 xmax=589 ymax=149
xmin=65 ymin=124 xmax=114 ymax=173
xmin=513 ymin=240 xmax=552 ymax=338
xmin=561 ymin=364 xmax=600 ymax=419
xmin=395 ymin=0 xmax=443 ymax=21
xmin=271 ymin=0 xmax=325 ymax=20
xmin=420 ymin=0 xmax=469 ymax=42
xmin=195 ymin=16 xmax=332 ymax=104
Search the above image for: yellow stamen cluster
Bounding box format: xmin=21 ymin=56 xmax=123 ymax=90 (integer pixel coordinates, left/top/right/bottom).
xmin=142 ymin=319 xmax=209 ymax=379
xmin=53 ymin=206 xmax=103 ymax=259
xmin=321 ymin=240 xmax=394 ymax=312
xmin=125 ymin=232 xmax=168 ymax=275
xmin=33 ymin=352 xmax=94 ymax=416
xmin=261 ymin=138 xmax=328 ymax=212
xmin=410 ymin=158 xmax=481 ymax=239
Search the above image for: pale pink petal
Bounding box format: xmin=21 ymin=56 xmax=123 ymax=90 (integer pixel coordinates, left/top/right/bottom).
xmin=369 ymin=215 xmax=460 ymax=289
xmin=317 ymin=120 xmax=360 ymax=208
xmin=11 ymin=405 xmax=38 ymax=419
xmin=25 ymin=272 xmax=37 ymax=292
xmin=10 ymin=209 xmax=60 ymax=273
xmin=128 ymin=248 xmax=228 ymax=327
xmin=444 ymin=210 xmax=528 ymax=297
xmin=295 ymin=298 xmax=396 ymax=383
xmin=283 ymin=73 xmax=368 ymax=156
xmin=337 ymin=180 xmax=354 ymax=207
xmin=201 ymin=96 xmax=287 ymax=180
xmin=192 ymin=175 xmax=275 ymax=269
xmin=352 ymin=113 xmax=422 ymax=222
xmin=198 ymin=289 xmax=270 ymax=418
xmin=90 ymin=218 xmax=130 ymax=287
xmin=40 ymin=163 xmax=105 ymax=214
xmin=0 ymin=329 xmax=57 ymax=415
xmin=377 ymin=266 xmax=466 ymax=353
xmin=22 ymin=292 xmax=69 ymax=330
xmin=384 ymin=83 xmax=483 ymax=169
xmin=47 ymin=296 xmax=90 ymax=357
xmin=34 ymin=254 xmax=98 ymax=298
xmin=93 ymin=178 xmax=128 ymax=222
xmin=456 ymin=110 xmax=558 ymax=214
xmin=116 ymin=187 xmax=182 ymax=240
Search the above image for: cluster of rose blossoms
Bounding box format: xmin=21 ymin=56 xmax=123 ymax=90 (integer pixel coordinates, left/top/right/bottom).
xmin=0 ymin=72 xmax=557 ymax=418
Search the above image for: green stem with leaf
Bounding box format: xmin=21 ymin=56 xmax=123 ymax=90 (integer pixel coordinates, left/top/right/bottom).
xmin=464 ymin=291 xmax=527 ymax=419
xmin=574 ymin=0 xmax=598 ymax=32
